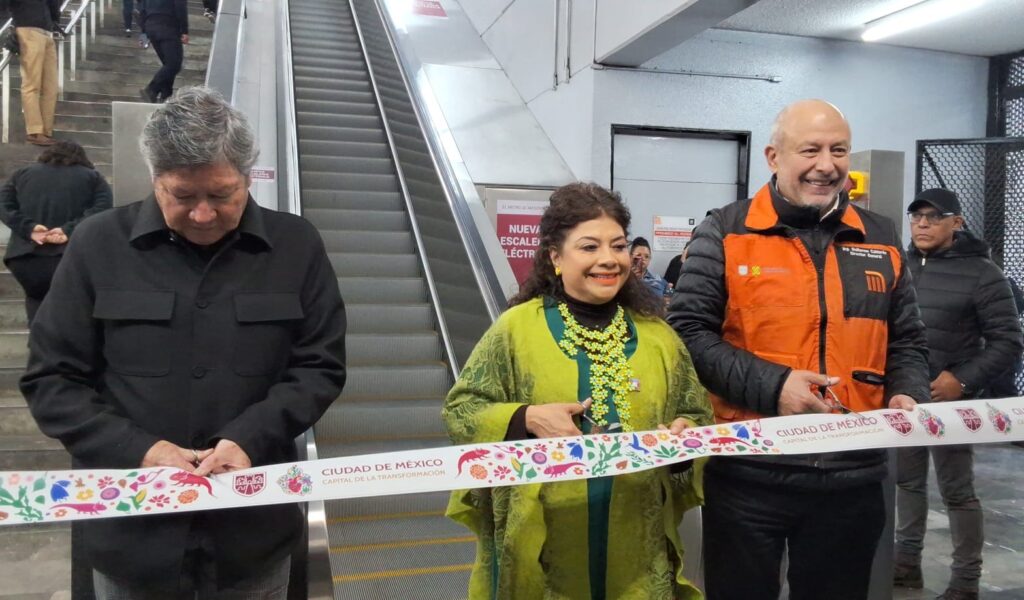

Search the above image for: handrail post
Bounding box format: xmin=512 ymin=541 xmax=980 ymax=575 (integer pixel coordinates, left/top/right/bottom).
xmin=57 ymin=37 xmax=65 ymax=97
xmin=99 ymin=0 xmax=104 ymax=28
xmin=70 ymin=31 xmax=76 ymax=80
xmin=90 ymin=2 xmax=96 ymax=43
xmin=2 ymin=49 xmax=9 ymax=144
xmin=80 ymin=17 xmax=87 ymax=61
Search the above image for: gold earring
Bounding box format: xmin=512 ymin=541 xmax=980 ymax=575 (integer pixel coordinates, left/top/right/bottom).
xmin=554 ymin=266 xmax=562 ymax=277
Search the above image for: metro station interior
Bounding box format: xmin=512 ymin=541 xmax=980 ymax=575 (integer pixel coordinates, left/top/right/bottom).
xmin=0 ymin=0 xmax=1022 ymax=598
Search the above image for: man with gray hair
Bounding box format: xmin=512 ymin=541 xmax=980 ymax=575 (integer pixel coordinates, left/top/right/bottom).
xmin=21 ymin=86 xmax=347 ymax=598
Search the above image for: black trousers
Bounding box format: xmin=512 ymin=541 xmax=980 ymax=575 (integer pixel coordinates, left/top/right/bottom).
xmin=122 ymin=0 xmax=134 ymax=29
xmin=702 ymin=469 xmax=886 ymax=600
xmin=146 ymin=34 xmax=183 ymax=100
xmin=5 ymin=254 xmax=62 ymax=324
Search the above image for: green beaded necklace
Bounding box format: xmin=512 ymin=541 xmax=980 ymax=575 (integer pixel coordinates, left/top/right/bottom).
xmin=556 ymin=302 xmax=634 ymax=430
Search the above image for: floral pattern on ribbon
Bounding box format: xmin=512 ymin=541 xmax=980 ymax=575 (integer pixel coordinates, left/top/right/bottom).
xmin=453 ymin=422 xmax=782 ymax=485
xmin=0 ymin=467 xmax=218 ymax=523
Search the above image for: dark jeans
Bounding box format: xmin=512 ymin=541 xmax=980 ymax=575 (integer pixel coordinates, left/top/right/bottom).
xmin=703 ymin=470 xmax=886 ymax=600
xmin=5 ymin=254 xmax=62 ymax=324
xmin=896 ymin=444 xmax=983 ymax=591
xmin=122 ymin=0 xmax=134 ymax=29
xmin=146 ymin=34 xmax=183 ymax=100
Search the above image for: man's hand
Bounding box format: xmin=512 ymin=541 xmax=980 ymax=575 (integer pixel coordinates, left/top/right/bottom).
xmin=193 ymin=439 xmax=252 ymax=476
xmin=30 ymin=224 xmax=49 ymax=245
xmin=778 ymin=370 xmax=837 ymax=416
xmin=43 ymin=227 xmax=67 ymax=244
xmin=181 ymin=34 xmax=189 ymax=44
xmin=141 ymin=440 xmax=211 ymax=471
xmin=658 ymin=417 xmax=696 ymax=435
xmin=888 ymin=394 xmax=917 ymax=411
xmin=525 ymin=399 xmax=590 ymax=438
xmin=930 ymin=371 xmax=963 ymax=402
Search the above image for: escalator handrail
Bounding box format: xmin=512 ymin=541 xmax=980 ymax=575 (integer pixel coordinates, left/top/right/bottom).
xmin=277 ymin=0 xmax=302 ymax=216
xmin=358 ymin=0 xmax=506 ymax=324
xmin=346 ymin=0 xmax=461 ymax=380
xmin=278 ymin=1 xmax=328 ymax=597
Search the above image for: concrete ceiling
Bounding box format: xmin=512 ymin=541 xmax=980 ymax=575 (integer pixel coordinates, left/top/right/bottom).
xmin=717 ymin=0 xmax=1024 ymax=57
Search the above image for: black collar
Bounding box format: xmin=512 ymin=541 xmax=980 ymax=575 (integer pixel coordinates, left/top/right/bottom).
xmin=129 ymin=194 xmax=273 ymax=251
xmin=768 ymin=178 xmax=848 ymax=230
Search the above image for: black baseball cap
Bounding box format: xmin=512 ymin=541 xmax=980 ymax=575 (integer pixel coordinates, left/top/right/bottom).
xmin=908 ymin=188 xmax=962 ymax=216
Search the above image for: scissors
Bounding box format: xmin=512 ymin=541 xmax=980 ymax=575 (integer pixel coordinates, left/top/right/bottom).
xmin=819 ymin=383 xmax=867 ymax=418
xmin=577 ymin=399 xmax=623 ymax=434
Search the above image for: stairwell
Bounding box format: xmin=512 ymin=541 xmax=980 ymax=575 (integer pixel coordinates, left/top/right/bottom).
xmin=0 ymin=2 xmax=211 ymax=597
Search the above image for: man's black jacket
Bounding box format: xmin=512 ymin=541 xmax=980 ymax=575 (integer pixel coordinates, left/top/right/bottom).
xmin=21 ymin=197 xmax=346 ymax=589
xmin=0 ymin=162 xmax=112 ymax=261
xmin=908 ymin=230 xmax=1023 ymax=392
xmin=0 ymin=0 xmax=60 ymax=30
xmin=140 ymin=0 xmax=188 ymax=36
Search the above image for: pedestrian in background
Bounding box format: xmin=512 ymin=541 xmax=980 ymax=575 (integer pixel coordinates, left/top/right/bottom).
xmin=0 ymin=140 xmax=111 ymax=323
xmin=1 ymin=0 xmax=61 ymax=145
xmin=893 ymin=188 xmax=1023 ymax=600
xmin=139 ymin=0 xmax=187 ymax=103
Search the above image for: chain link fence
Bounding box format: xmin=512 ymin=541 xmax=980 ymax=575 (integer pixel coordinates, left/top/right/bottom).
xmin=916 ymin=137 xmax=1024 ymax=393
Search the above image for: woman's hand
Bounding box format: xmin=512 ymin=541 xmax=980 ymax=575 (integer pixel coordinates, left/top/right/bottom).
xmin=658 ymin=417 xmax=696 ymax=435
xmin=525 ymin=399 xmax=591 ymax=438
xmin=43 ymin=227 xmax=67 ymax=244
xmin=30 ymin=224 xmax=49 ymax=245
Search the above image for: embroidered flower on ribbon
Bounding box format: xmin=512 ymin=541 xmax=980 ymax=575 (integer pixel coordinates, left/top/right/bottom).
xmin=76 ymin=490 xmax=94 ymax=501
xmin=149 ymin=494 xmax=170 ymax=508
xmin=573 ymin=467 xmax=584 ymax=475
xmin=54 ymin=509 xmax=67 ymax=518
xmin=494 ymin=466 xmax=511 ymax=480
xmin=178 ymin=490 xmax=199 ymax=504
xmin=469 ymin=465 xmax=488 ymax=480
xmin=531 ymin=452 xmax=547 ymax=465
xmin=657 ymin=432 xmax=670 ymax=441
xmin=550 ymin=451 xmax=566 ymax=462
xmin=97 ymin=476 xmax=114 ymax=489
xmin=641 ymin=434 xmax=658 ymax=447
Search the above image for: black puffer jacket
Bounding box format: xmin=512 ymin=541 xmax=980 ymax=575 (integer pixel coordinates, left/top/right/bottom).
xmin=908 ymin=231 xmax=1023 ymax=393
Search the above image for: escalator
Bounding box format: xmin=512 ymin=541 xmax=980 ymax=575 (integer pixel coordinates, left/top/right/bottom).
xmin=286 ymin=0 xmax=494 ymax=597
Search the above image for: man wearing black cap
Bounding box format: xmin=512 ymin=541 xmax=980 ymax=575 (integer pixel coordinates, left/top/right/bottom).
xmin=894 ymin=188 xmax=1023 ymax=600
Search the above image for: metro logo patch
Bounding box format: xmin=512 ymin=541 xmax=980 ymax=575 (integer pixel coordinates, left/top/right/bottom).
xmin=883 ymin=412 xmax=914 ymax=436
xmin=955 ymin=408 xmax=983 ymax=432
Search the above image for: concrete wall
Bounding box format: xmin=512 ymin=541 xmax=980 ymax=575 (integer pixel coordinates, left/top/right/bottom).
xmin=590 ymin=29 xmax=989 ymax=213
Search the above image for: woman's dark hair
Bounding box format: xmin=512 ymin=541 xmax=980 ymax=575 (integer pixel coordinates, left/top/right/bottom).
xmin=630 ymin=237 xmax=651 ymax=252
xmin=37 ymin=140 xmax=94 ymax=169
xmin=510 ymin=182 xmax=663 ymax=317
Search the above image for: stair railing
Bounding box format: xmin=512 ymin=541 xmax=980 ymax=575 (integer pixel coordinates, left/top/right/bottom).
xmin=0 ymin=0 xmax=112 ymax=142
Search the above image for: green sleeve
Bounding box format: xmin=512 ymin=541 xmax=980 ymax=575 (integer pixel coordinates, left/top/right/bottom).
xmin=667 ymin=340 xmax=714 ymax=506
xmin=671 ymin=342 xmax=713 ymax=427
xmin=442 ymin=319 xmax=527 ymax=445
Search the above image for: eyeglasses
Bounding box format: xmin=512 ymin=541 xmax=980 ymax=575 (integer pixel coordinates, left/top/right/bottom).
xmin=908 ymin=211 xmax=954 ymax=225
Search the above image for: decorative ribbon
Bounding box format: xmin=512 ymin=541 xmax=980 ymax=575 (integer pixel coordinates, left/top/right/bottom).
xmin=2 ymin=397 xmax=1022 ymax=526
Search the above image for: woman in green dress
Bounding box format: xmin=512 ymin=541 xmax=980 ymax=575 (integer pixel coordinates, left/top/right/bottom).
xmin=444 ymin=182 xmax=713 ymax=599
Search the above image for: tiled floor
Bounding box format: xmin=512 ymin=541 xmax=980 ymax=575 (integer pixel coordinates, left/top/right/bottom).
xmin=893 ymin=443 xmax=1024 ymax=600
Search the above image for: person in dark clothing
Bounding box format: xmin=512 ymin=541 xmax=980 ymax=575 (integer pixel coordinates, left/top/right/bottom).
xmin=987 ymin=274 xmax=1024 ymax=398
xmin=668 ymin=99 xmax=928 ymax=600
xmin=0 ymin=140 xmax=112 ymax=323
xmin=893 ymin=188 xmax=1023 ymax=600
xmin=662 ymin=240 xmax=691 ymax=290
xmin=1 ymin=0 xmax=61 ymax=145
xmin=21 ymin=87 xmax=347 ymax=599
xmin=139 ymin=0 xmax=187 ymax=103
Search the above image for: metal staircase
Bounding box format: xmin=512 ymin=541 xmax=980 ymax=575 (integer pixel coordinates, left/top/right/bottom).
xmin=288 ymin=0 xmax=496 ymax=597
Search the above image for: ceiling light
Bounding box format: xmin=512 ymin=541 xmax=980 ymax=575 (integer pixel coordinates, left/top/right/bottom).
xmin=862 ymin=0 xmax=985 ymax=42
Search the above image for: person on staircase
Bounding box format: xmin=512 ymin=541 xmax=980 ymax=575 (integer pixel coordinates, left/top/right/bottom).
xmin=893 ymin=188 xmax=1023 ymax=600
xmin=444 ymin=182 xmax=713 ymax=599
xmin=0 ymin=140 xmax=111 ymax=324
xmin=21 ymin=87 xmax=347 ymax=600
xmin=138 ymin=0 xmax=187 ymax=103
xmin=1 ymin=0 xmax=61 ymax=145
